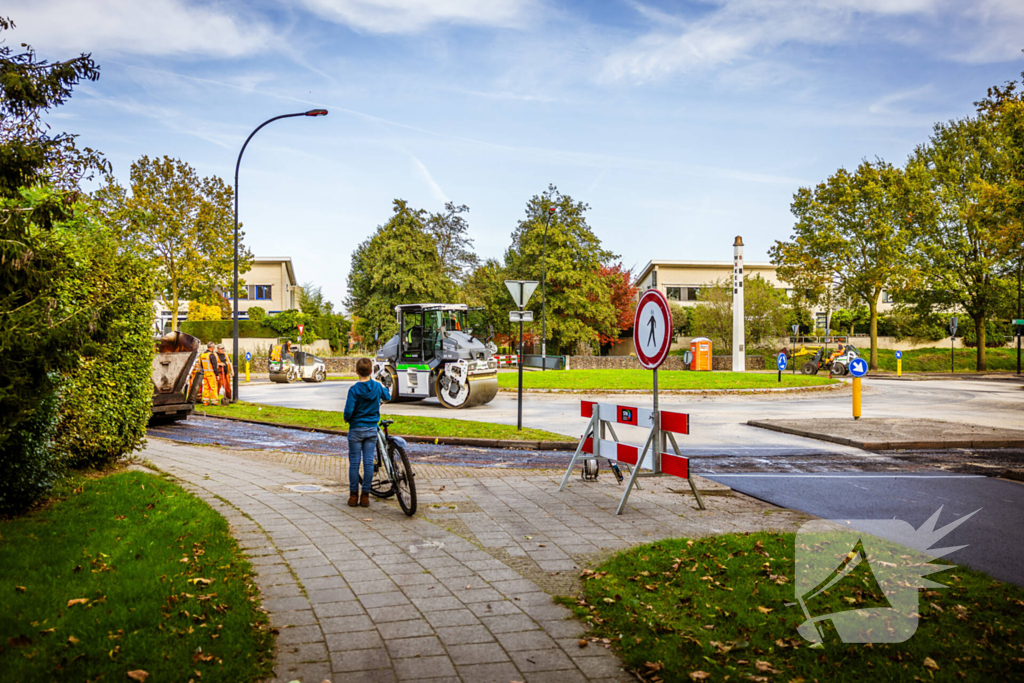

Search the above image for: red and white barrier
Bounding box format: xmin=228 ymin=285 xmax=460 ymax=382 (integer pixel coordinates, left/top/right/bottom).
xmin=559 ymin=400 xmax=704 ymax=514
xmin=495 ymin=354 xmax=519 ymax=367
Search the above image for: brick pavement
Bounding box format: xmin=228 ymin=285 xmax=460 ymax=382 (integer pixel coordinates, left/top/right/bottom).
xmin=142 ymin=438 xmax=813 ymax=683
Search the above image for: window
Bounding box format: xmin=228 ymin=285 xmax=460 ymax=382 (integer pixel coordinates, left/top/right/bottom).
xmin=247 ymin=285 xmax=272 ymax=300
xmin=815 ymin=313 xmax=827 ymax=329
xmin=686 ymin=286 xmax=701 ymax=301
xmin=651 ymin=270 xmax=657 ymax=287
xmin=666 ymin=286 xmax=682 ymax=301
xmin=666 ymin=286 xmax=701 ymax=302
xmin=882 ymin=290 xmax=895 ymax=303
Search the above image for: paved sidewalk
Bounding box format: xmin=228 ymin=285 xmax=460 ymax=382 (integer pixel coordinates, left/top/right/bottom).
xmin=142 ymin=438 xmax=812 ymax=683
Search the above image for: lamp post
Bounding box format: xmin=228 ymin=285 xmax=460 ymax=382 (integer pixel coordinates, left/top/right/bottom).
xmin=540 ymin=205 xmax=555 ymax=371
xmin=232 ymin=109 xmax=327 ymax=402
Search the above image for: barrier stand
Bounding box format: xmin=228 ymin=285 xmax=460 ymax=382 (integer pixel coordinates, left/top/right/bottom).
xmin=557 ymin=398 xmax=705 ymax=515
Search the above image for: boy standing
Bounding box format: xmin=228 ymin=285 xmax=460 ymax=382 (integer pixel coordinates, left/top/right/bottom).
xmin=343 ymin=358 xmax=391 ymax=507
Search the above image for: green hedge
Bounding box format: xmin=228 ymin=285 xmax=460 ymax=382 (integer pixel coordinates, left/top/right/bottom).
xmin=180 ymin=320 xmax=279 ymax=342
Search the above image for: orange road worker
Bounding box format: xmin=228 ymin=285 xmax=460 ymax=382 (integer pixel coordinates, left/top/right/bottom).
xmin=197 ymin=342 xmax=220 ymax=406
xmin=216 ymin=343 xmax=233 ymax=403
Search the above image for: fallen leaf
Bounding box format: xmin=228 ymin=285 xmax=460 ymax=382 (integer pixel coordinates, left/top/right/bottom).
xmin=67 ymin=598 xmax=88 ymax=607
xmin=67 ymin=635 xmax=80 ymax=645
xmin=689 ymin=672 xmax=711 ymax=681
xmin=8 ymin=635 xmax=32 ymax=648
xmin=127 ymin=670 xmax=149 ymax=682
xmin=577 ymin=639 xmax=588 ymax=648
xmin=924 ymin=657 xmax=939 ymax=671
xmin=15 ymin=586 xmax=26 ymax=593
xmin=643 ymin=661 xmax=664 ymax=671
xmin=39 ymin=628 xmax=56 ymax=635
xmin=756 ymin=660 xmax=780 ymax=674
xmin=362 ymin=518 xmax=372 ymax=522
xmin=757 ymin=606 xmax=773 ymax=614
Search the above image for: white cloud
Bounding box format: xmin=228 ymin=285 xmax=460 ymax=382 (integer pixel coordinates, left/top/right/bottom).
xmin=603 ymin=0 xmax=1024 ymax=83
xmin=4 ymin=0 xmax=275 ymax=57
xmin=296 ymin=0 xmax=534 ymax=34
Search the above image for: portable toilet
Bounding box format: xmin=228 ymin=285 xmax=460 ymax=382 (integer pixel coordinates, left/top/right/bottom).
xmin=690 ymin=337 xmax=712 ymax=371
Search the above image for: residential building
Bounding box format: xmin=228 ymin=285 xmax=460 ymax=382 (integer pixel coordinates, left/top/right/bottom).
xmin=155 ymin=256 xmax=303 ymax=331
xmin=633 ymin=259 xmax=894 ymax=331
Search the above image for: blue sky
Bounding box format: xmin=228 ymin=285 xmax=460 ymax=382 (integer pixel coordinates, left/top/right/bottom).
xmin=8 ymin=0 xmax=1024 ymax=308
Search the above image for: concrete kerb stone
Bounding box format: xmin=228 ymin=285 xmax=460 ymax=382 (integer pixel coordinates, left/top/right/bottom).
xmin=140 ymin=438 xmax=812 ymax=683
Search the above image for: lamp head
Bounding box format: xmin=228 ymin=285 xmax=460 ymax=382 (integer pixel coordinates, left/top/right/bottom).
xmin=304 ymin=109 xmax=328 ymax=117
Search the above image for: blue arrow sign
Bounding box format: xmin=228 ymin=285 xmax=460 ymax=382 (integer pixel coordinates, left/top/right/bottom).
xmin=245 ymin=351 xmax=251 ymax=361
xmin=776 ymin=353 xmax=787 ymax=371
xmin=894 ymin=350 xmax=902 ymax=360
xmin=849 ymin=357 xmax=868 ymax=378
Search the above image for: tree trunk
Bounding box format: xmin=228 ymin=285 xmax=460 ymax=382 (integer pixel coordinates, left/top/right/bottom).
xmin=975 ymin=315 xmax=986 ymax=371
xmin=170 ymin=292 xmax=179 ymax=332
xmin=868 ymin=300 xmax=878 ymax=370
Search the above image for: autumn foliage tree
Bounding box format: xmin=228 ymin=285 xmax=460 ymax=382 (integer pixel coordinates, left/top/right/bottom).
xmin=596 ymin=263 xmax=638 ymax=348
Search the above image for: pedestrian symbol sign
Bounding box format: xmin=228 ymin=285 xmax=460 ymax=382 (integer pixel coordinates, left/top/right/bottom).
xmin=633 ymin=289 xmax=672 ymax=370
xmin=849 ymin=358 xmax=868 ymax=378
xmin=895 ymin=350 xmax=902 ymax=360
xmin=777 ymin=353 xmax=787 ymax=371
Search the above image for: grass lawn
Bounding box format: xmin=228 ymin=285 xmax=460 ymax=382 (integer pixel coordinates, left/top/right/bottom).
xmin=497 ymin=369 xmax=838 ymax=391
xmin=0 ymin=470 xmax=274 ymax=683
xmin=871 ymin=347 xmax=1020 ymax=373
xmin=200 ymin=401 xmax=572 ymax=442
xmin=559 ymin=532 xmax=1024 ymax=682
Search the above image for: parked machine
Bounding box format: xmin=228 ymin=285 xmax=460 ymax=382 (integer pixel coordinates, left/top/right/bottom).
xmin=373 ymin=303 xmax=498 ymax=409
xmin=794 ymin=343 xmax=861 ymax=376
xmin=150 ymin=330 xmax=201 ymax=422
xmin=269 ymin=341 xmax=327 ymax=383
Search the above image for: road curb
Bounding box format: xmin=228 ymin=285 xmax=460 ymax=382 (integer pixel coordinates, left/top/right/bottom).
xmin=497 ymin=383 xmax=845 ymax=396
xmin=198 ymin=413 xmax=578 ymax=452
xmin=747 ymin=419 xmax=1024 ymax=451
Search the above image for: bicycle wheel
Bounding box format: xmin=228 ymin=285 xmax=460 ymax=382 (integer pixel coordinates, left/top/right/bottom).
xmin=358 ymin=451 xmax=395 ymax=498
xmin=389 ymin=441 xmax=417 ymax=516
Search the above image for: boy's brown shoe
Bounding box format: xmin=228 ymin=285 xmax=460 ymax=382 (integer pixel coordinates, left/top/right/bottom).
xmin=360 ymin=493 xmax=370 ymax=508
xmin=348 ymin=493 xmax=358 ymax=507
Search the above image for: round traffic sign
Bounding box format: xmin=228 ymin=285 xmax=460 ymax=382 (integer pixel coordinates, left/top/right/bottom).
xmin=683 ymin=350 xmax=693 ymax=366
xmin=633 ymin=289 xmax=673 ymax=370
xmin=894 ymin=350 xmax=902 ymax=360
xmin=245 ymin=351 xmax=252 ymax=361
xmin=849 ymin=357 xmax=868 ymax=378
xmin=777 ymin=353 xmax=787 ymax=371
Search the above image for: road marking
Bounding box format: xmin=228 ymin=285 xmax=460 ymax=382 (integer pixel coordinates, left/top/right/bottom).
xmin=705 ymin=474 xmax=986 ymax=479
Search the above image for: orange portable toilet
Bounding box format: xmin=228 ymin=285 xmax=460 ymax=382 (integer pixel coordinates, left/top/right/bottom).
xmin=689 ymin=337 xmax=712 ymax=371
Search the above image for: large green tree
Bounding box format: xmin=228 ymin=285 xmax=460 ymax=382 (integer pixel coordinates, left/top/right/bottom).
xmin=905 ymin=115 xmax=1014 ymax=371
xmin=462 ymin=258 xmax=516 ymax=349
xmin=770 ymin=160 xmax=913 ymax=369
xmin=97 ymin=155 xmax=250 ymax=331
xmin=504 ymin=185 xmax=618 ymax=355
xmin=425 ymin=201 xmax=479 ymax=284
xmin=346 ymin=200 xmax=454 ymax=341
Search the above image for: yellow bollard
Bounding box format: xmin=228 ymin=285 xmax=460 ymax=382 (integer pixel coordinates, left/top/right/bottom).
xmin=897 ymin=358 xmax=901 ymax=377
xmin=246 ymin=361 xmax=250 ymax=383
xmin=852 ymin=377 xmax=861 ymax=420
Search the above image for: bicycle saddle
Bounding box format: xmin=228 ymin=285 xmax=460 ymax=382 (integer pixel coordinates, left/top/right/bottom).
xmin=380 ymin=419 xmax=395 ymax=427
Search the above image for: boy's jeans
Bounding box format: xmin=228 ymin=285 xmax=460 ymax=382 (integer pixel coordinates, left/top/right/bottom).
xmin=348 ymin=427 xmax=377 ymax=494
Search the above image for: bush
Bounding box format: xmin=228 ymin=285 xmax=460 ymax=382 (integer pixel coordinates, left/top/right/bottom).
xmin=54 ymin=231 xmax=154 ymax=469
xmin=179 ymin=320 xmax=278 ymax=342
xmin=247 ymin=305 xmax=266 ymax=323
xmin=187 ymin=301 xmax=222 ymax=321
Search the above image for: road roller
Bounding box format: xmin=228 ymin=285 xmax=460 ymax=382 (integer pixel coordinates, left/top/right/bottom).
xmin=269 ymin=341 xmax=327 ymax=384
xmin=373 ymin=303 xmax=498 ymax=409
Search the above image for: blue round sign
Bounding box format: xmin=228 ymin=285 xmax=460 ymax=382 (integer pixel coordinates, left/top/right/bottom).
xmin=849 ymin=357 xmax=868 ymax=378
xmin=776 ymin=353 xmax=787 ymax=371
xmin=245 ymin=351 xmax=251 ymax=361
xmin=894 ymin=350 xmax=902 ymax=360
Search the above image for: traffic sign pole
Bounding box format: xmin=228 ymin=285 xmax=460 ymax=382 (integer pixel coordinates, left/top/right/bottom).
xmin=518 ymin=319 xmax=524 ymax=430
xmin=897 ymin=358 xmax=901 ymax=377
xmin=853 ymin=378 xmax=862 ymax=419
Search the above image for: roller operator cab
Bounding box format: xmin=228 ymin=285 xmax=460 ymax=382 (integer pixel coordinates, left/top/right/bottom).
xmin=373 ymin=304 xmax=499 ymax=409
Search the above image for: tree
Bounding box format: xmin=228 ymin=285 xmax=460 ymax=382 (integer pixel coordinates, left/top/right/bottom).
xmin=770 ymin=160 xmax=913 ymax=369
xmin=688 ymin=275 xmax=790 ymax=354
xmin=425 ymin=202 xmax=479 ymax=283
xmin=504 ymin=185 xmax=618 ymax=354
xmin=346 ymin=200 xmax=454 ymax=341
xmin=599 ymin=263 xmax=639 ymax=349
xmin=905 ymin=115 xmax=1013 ymax=371
xmin=97 ymin=155 xmax=251 ymax=331
xmin=462 ymin=259 xmax=515 ymax=349
xmin=300 ymin=283 xmax=351 ymax=352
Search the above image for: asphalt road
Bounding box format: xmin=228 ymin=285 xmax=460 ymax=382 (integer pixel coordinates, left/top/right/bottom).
xmin=703 ymin=472 xmax=1024 ymax=587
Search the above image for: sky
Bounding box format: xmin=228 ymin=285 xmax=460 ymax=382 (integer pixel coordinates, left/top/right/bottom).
xmin=7 ymin=0 xmax=1024 ymax=309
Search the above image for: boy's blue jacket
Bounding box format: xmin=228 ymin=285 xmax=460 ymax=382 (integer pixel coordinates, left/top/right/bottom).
xmin=343 ymin=380 xmax=391 ymax=429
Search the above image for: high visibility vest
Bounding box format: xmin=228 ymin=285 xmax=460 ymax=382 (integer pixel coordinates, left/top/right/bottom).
xmin=200 ymin=352 xmax=214 ymax=373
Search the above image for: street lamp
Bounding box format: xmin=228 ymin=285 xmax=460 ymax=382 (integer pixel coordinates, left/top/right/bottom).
xmin=540 ymin=205 xmax=555 ymax=371
xmin=232 ymin=109 xmax=328 ymax=403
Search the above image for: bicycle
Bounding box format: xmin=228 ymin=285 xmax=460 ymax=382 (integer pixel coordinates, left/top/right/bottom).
xmin=357 ymin=418 xmax=417 ymax=516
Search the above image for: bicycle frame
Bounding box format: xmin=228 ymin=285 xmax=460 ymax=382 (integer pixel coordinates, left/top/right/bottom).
xmin=376 ymin=425 xmax=396 ymax=482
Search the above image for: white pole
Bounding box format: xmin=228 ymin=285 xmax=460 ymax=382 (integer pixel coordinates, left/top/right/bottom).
xmin=732 ymin=236 xmax=745 ymax=372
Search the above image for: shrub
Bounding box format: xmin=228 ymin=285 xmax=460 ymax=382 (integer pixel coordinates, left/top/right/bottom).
xmin=179 ymin=320 xmax=278 ymax=342
xmin=247 ymin=305 xmax=266 ymax=323
xmin=188 ymin=301 xmax=222 ymax=321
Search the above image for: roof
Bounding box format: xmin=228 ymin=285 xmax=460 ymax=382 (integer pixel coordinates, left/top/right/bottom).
xmin=394 ymin=303 xmax=469 ymax=313
xmin=634 ymin=259 xmax=777 ymax=286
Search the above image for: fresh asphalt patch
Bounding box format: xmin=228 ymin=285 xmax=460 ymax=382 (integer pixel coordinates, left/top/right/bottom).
xmin=703 ymin=471 xmax=1024 ymax=588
